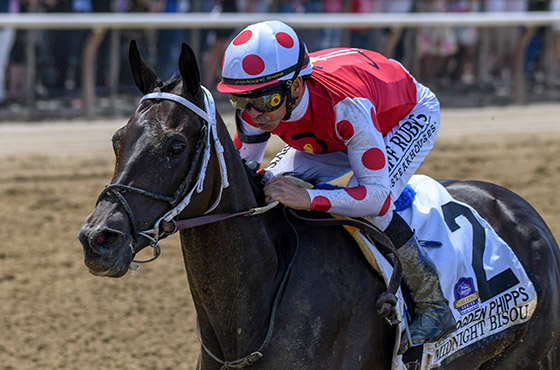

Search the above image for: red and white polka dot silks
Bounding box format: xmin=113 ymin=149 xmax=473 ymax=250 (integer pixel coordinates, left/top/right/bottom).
xmin=217 ymin=21 xmax=313 ymax=94
xmin=232 ymin=47 xmax=440 ymax=229
xmin=306 ymin=97 xmax=393 ymax=218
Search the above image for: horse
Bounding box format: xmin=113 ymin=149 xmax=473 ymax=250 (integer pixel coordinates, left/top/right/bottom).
xmin=78 ymin=41 xmax=560 ymax=369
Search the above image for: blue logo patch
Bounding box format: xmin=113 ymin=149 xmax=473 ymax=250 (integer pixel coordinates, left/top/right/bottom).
xmin=453 ymin=277 xmax=480 ymax=314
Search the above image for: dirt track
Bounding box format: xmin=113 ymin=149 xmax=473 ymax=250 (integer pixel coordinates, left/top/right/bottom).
xmin=1 ymin=103 xmax=559 ymax=369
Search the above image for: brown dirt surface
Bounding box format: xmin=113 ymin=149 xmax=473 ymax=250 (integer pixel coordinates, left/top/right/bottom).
xmin=1 ymin=103 xmax=559 ymax=369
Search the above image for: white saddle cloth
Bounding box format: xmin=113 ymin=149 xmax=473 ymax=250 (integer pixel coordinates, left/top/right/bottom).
xmin=352 ymin=175 xmax=538 ymax=369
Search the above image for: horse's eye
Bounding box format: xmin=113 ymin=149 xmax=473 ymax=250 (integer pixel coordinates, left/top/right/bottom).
xmin=169 ymin=142 xmax=186 ymax=156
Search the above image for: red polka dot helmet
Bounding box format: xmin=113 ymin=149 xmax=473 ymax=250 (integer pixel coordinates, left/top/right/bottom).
xmin=217 ymin=20 xmax=313 ymax=94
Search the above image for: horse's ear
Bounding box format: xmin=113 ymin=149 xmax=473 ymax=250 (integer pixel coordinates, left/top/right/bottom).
xmin=178 ymin=43 xmax=201 ymax=97
xmin=129 ymin=40 xmax=159 ymax=94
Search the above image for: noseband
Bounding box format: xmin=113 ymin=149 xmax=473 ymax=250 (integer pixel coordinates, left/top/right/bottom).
xmin=96 ymin=87 xmax=229 ymax=267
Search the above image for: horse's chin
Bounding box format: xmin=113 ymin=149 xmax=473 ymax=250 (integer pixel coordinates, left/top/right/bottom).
xmin=88 ymin=268 xmax=112 ymax=276
xmin=87 ymin=263 xmax=129 ymax=278
xmin=84 ymin=245 xmax=134 ymax=278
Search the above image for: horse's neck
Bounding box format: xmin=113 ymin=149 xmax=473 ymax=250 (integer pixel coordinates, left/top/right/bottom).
xmin=180 ymin=124 xmax=281 ymax=358
xmin=180 ymin=211 xmax=280 ymax=360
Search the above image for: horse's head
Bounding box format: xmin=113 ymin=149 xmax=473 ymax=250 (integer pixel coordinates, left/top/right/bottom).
xmin=78 ymin=40 xmax=219 ymax=277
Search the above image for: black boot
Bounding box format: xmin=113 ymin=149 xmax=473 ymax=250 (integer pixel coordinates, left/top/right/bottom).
xmin=384 ymin=213 xmax=457 ymax=354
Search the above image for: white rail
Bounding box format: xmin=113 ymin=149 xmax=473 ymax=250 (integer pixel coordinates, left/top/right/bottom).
xmin=0 ymin=12 xmax=559 ymax=29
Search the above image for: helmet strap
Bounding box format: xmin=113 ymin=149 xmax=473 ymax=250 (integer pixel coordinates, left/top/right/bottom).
xmin=283 ymin=80 xmax=296 ymax=121
xmin=282 ymin=35 xmax=306 ymax=121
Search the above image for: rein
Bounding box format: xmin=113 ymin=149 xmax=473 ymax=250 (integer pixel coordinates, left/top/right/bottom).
xmin=161 ymin=201 xmax=279 ymax=233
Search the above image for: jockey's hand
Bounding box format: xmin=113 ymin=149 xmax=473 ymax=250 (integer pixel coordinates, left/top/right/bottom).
xmin=264 ymin=176 xmax=311 ymax=210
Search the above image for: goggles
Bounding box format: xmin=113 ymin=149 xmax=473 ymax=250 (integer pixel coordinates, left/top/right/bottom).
xmin=229 ymin=85 xmax=288 ymax=113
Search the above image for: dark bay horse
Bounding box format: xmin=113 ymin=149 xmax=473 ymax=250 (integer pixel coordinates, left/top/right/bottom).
xmin=78 ymin=41 xmax=560 ymax=369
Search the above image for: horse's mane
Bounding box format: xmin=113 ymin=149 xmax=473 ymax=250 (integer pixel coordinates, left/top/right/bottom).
xmin=241 ymin=160 xmax=267 ymax=206
xmin=240 ymin=163 xmax=324 ymax=208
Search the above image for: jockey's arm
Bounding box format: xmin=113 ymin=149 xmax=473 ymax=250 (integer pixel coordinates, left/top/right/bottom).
xmin=234 ymin=101 xmax=392 ymax=218
xmin=234 ymin=110 xmax=313 ymax=210
xmin=304 ymin=98 xmax=392 ymax=218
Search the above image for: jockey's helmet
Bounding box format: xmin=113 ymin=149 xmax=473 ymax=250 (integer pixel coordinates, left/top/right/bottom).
xmin=217 ymin=20 xmax=313 ymax=94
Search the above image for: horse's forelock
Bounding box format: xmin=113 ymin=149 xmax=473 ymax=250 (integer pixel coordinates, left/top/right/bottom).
xmin=161 ymin=74 xmax=203 ymax=103
xmin=161 ymin=74 xmax=182 ymax=93
xmin=135 ymin=75 xmax=204 ymax=132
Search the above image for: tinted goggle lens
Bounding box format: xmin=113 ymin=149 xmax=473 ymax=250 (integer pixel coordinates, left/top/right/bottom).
xmin=230 ymin=91 xmax=285 ymax=112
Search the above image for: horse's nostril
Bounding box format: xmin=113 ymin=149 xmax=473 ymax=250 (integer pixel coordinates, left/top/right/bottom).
xmin=94 ymin=229 xmax=122 ymax=249
xmin=96 ymin=232 xmax=109 ymax=246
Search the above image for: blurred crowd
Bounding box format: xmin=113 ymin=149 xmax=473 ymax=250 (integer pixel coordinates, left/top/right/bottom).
xmin=0 ymin=0 xmax=559 ymax=110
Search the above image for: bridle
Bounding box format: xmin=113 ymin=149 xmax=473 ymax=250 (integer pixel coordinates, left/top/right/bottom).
xmin=96 ymin=86 xmax=230 ymax=267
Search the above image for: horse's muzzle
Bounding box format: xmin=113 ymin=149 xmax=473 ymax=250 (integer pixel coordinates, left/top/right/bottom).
xmin=78 ymin=224 xmax=132 ymax=278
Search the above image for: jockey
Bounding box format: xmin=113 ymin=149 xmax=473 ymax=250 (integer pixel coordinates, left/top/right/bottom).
xmin=217 ymin=20 xmax=456 ymax=353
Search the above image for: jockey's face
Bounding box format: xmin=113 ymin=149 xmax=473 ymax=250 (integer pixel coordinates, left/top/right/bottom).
xmin=245 ymin=103 xmax=286 ymax=132
xmin=244 ymin=77 xmax=305 ymax=132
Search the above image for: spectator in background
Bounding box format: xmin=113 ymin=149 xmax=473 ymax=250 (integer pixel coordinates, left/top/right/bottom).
xmin=450 ymin=0 xmax=481 ymax=85
xmin=274 ymin=0 xmax=301 ymax=13
xmin=301 ymin=0 xmax=323 ymax=52
xmin=202 ymin=0 xmax=238 ymax=91
xmin=41 ymin=0 xmax=73 ymax=95
xmin=244 ymin=0 xmax=272 ymax=12
xmin=525 ymin=0 xmax=548 ymax=85
xmin=195 ymin=0 xmax=216 ymax=87
xmin=0 ymin=0 xmax=16 ymax=105
xmin=481 ymin=0 xmax=528 ymax=87
xmin=91 ymin=0 xmax=112 ymax=93
xmin=349 ymin=0 xmax=377 ymax=50
xmin=136 ymin=0 xmax=167 ymax=67
xmin=377 ymin=0 xmax=413 ymax=62
xmin=7 ymin=0 xmax=27 ymax=103
xmin=553 ymin=0 xmax=560 ymax=84
xmin=113 ymin=0 xmax=152 ymax=91
xmin=318 ymin=0 xmax=345 ymax=49
xmin=65 ymin=0 xmax=92 ymax=91
xmin=156 ymin=0 xmax=191 ymax=80
xmin=416 ymin=0 xmax=458 ymax=85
